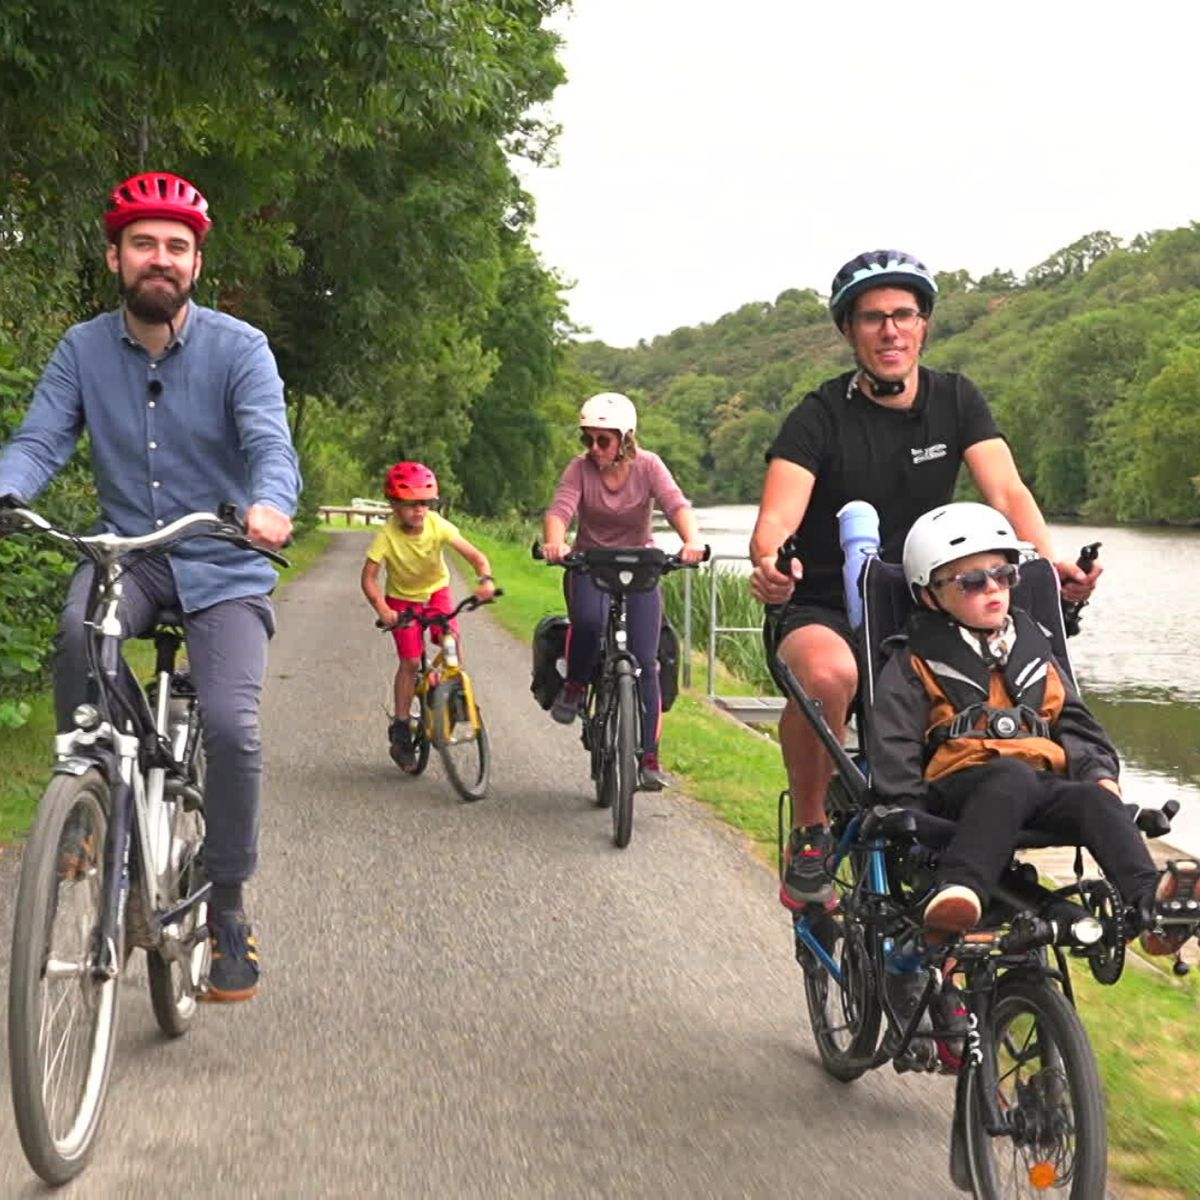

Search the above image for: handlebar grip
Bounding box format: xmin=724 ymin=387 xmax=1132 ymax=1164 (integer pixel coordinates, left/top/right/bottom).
xmin=775 ymin=536 xmax=798 ymax=577
xmin=1062 ymin=542 xmax=1101 ymax=637
xmin=531 ymin=541 xmax=544 ymax=561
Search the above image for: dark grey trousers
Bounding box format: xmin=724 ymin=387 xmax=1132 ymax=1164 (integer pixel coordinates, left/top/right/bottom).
xmin=54 ymin=556 xmax=274 ymax=886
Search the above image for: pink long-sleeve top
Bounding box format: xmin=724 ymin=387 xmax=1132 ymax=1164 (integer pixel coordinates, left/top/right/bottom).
xmin=546 ymin=451 xmax=691 ymax=549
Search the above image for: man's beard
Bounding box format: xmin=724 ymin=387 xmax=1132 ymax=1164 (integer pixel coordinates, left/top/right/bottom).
xmin=120 ymin=270 xmax=192 ymax=324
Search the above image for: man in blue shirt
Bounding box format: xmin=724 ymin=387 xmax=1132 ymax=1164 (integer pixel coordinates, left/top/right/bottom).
xmin=0 ymin=171 xmax=301 ymax=1001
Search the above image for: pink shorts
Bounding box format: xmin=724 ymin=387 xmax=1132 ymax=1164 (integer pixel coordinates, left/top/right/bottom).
xmin=386 ymin=588 xmax=458 ymax=660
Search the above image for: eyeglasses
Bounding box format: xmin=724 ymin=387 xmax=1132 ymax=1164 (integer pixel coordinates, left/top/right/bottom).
xmin=853 ymin=307 xmax=926 ymax=333
xmin=580 ymin=431 xmax=617 ymax=450
xmin=395 ymin=498 xmax=441 ymax=511
xmin=932 ymin=563 xmax=1020 ymax=595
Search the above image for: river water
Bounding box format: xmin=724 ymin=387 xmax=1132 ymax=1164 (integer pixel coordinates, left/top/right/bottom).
xmin=657 ymin=505 xmax=1200 ymax=856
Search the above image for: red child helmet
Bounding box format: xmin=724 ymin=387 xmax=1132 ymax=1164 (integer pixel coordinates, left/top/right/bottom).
xmin=104 ymin=172 xmax=213 ymax=244
xmin=385 ymin=462 xmax=439 ymax=501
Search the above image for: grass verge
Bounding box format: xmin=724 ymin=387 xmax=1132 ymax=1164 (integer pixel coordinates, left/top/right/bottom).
xmin=0 ymin=527 xmax=332 ymax=844
xmin=465 ymin=522 xmax=1200 ymax=1197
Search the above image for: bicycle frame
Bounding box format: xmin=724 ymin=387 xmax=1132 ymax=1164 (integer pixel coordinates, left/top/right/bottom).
xmin=388 ymin=595 xmax=491 ymax=747
xmin=583 ymin=589 xmax=644 ymax=766
xmin=5 ymin=508 xmax=285 ymax=977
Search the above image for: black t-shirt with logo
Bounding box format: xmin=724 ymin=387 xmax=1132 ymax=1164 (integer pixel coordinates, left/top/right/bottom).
xmin=765 ymin=367 xmax=1001 ymax=609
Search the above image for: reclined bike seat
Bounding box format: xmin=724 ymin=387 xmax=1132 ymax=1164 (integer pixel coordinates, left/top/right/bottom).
xmin=856 ymin=555 xmax=1080 ymax=853
xmin=859 ymin=555 xmax=1076 ymax=714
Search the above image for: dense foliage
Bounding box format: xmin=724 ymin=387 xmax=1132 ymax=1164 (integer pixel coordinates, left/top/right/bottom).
xmin=0 ymin=0 xmax=571 ymax=721
xmin=572 ymin=228 xmax=1200 ymax=523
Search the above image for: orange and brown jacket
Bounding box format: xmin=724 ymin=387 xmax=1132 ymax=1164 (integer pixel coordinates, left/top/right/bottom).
xmin=866 ymin=607 xmax=1120 ymax=805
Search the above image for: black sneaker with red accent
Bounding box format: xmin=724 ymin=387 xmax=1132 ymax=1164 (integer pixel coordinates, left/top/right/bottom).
xmin=780 ymin=824 xmax=834 ymax=908
xmin=931 ymin=983 xmax=971 ymax=1073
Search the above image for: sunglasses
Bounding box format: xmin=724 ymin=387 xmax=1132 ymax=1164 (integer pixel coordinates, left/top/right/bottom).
xmin=395 ymin=498 xmax=441 ymax=511
xmin=580 ymin=431 xmax=617 ymax=451
xmin=932 ymin=563 xmax=1020 ymax=595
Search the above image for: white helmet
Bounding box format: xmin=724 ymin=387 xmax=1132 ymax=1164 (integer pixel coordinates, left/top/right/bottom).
xmin=579 ymin=391 xmax=637 ymax=436
xmin=903 ymin=502 xmax=1026 ymax=591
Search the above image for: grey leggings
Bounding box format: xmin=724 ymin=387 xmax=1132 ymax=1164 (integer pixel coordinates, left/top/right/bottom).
xmin=54 ymin=556 xmax=274 ymax=886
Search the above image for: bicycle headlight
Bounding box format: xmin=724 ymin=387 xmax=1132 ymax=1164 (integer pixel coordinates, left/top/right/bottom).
xmin=1071 ymin=916 xmax=1104 ymax=945
xmin=72 ymin=703 xmax=101 ymax=731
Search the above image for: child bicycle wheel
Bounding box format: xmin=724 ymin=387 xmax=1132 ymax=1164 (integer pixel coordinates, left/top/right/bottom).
xmin=432 ymin=677 xmax=490 ymax=801
xmin=8 ymin=771 xmax=120 ymax=1185
xmin=400 ymin=693 xmax=431 ymax=776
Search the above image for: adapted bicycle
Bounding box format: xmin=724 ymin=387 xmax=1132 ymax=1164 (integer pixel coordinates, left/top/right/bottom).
xmin=2 ymin=504 xmax=287 ymax=1185
xmin=777 ymin=543 xmax=1198 ymax=1198
xmin=377 ymin=592 xmax=499 ymax=802
xmin=533 ymin=544 xmax=706 ymax=848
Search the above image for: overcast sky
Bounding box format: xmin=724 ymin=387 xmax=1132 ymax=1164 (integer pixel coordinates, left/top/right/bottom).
xmin=515 ymin=2 xmax=1200 ymax=347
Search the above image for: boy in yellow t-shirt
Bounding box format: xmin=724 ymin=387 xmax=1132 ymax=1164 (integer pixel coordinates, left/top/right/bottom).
xmin=360 ymin=462 xmax=495 ymax=768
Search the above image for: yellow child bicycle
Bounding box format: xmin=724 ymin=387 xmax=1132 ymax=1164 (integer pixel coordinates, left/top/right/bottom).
xmin=377 ymin=592 xmax=500 ymax=801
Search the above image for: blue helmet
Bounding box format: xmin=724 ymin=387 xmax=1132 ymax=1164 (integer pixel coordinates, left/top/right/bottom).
xmin=829 ymin=250 xmax=938 ymax=330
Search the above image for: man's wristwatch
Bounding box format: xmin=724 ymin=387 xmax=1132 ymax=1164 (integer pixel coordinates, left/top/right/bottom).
xmin=477 ymin=574 xmax=494 ymax=584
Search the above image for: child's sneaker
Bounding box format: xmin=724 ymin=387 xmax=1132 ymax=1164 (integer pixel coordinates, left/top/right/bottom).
xmin=1140 ymin=860 xmax=1200 ymax=956
xmin=924 ymin=885 xmax=983 ymax=935
xmin=388 ymin=718 xmax=415 ymax=769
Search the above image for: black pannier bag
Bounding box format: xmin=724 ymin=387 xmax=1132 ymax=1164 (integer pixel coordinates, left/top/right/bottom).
xmin=531 ymin=615 xmax=570 ymax=710
xmin=658 ymin=617 xmax=681 ymax=712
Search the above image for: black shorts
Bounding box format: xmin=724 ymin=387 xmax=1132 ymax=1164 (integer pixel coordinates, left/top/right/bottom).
xmin=762 ymin=602 xmax=858 ymax=696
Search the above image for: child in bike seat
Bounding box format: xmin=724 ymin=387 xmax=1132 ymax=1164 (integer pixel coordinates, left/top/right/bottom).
xmin=360 ymin=461 xmax=496 ymax=769
xmin=867 ymin=501 xmax=1199 ymax=955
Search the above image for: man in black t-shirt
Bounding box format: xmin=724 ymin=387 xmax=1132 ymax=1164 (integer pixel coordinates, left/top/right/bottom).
xmin=748 ymin=249 xmax=1102 ymax=911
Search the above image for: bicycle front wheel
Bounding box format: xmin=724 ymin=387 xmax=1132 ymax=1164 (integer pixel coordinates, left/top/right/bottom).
xmin=432 ymin=677 xmax=490 ymax=801
xmin=8 ymin=770 xmax=121 ymax=1185
xmin=964 ymin=976 xmax=1107 ymax=1199
xmin=611 ymin=668 xmax=639 ymax=848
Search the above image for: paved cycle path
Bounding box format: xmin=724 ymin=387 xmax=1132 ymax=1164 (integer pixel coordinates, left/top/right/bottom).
xmin=0 ymin=532 xmax=995 ymax=1197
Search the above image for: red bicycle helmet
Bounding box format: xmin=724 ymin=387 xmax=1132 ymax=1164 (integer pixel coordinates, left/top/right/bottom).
xmin=385 ymin=462 xmax=439 ymax=501
xmin=104 ymin=172 xmax=213 ymax=244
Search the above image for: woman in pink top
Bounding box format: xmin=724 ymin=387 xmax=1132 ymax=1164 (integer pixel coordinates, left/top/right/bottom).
xmin=542 ymin=392 xmax=705 ymax=790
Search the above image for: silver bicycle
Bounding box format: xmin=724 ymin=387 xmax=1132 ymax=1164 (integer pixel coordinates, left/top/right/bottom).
xmin=2 ymin=505 xmax=286 ymax=1185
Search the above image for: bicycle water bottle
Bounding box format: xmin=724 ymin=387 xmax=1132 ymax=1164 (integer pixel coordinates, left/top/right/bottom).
xmin=837 ymin=500 xmax=880 ymax=630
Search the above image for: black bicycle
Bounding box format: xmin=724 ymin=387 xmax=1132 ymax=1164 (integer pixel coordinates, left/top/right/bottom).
xmin=2 ymin=504 xmax=287 ymax=1185
xmin=534 ymin=544 xmax=706 ymax=848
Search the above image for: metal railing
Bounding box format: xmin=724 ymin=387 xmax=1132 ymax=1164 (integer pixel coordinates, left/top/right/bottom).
xmin=675 ymin=554 xmax=785 ymax=722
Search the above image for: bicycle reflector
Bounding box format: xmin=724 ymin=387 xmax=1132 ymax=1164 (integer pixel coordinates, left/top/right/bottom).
xmin=1028 ymin=1161 xmax=1059 ymax=1189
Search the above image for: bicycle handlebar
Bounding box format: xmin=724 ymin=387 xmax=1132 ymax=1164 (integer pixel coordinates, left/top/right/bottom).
xmin=374 ymin=589 xmax=503 ymax=631
xmin=0 ymin=505 xmax=291 ymax=567
xmin=1062 ymin=541 xmax=1101 ymax=638
xmin=530 ymin=541 xmax=711 ymax=570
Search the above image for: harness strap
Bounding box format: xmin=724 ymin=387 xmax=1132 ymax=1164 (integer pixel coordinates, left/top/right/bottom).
xmin=932 ymin=702 xmax=1052 ymax=745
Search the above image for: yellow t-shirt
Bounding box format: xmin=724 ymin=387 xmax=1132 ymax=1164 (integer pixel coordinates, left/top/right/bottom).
xmin=366 ymin=511 xmax=460 ymax=602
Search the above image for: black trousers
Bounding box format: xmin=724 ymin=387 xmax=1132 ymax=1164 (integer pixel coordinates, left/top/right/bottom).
xmin=926 ymin=757 xmax=1160 ymax=906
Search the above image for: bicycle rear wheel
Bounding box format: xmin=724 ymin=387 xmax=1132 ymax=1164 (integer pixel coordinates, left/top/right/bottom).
xmin=611 ymin=667 xmax=638 ymax=848
xmin=432 ymin=677 xmax=490 ymax=801
xmin=964 ymin=976 xmax=1107 ymax=1199
xmin=404 ymin=693 xmax=431 ymax=776
xmin=8 ymin=770 xmax=120 ymax=1184
xmin=148 ymin=711 xmax=210 ymax=1037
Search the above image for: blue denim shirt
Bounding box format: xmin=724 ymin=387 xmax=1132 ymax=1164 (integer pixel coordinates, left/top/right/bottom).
xmin=0 ymin=305 xmax=301 ymax=611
